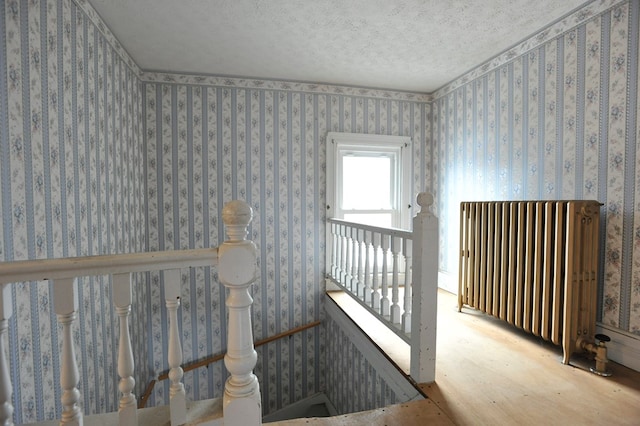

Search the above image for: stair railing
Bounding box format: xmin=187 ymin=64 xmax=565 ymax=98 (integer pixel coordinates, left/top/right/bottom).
xmin=325 ymin=192 xmax=438 ymax=383
xmin=0 ymin=200 xmax=261 ymax=426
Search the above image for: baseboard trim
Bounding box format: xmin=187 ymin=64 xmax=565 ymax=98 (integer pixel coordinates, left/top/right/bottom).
xmin=438 ymin=270 xmax=456 ymax=294
xmin=596 ymin=323 xmax=640 ymax=373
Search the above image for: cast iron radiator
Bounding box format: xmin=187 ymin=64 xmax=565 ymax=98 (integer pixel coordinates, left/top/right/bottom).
xmin=458 ymin=200 xmax=601 ymax=364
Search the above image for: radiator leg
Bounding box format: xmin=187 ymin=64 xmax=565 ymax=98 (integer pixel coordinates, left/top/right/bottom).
xmin=578 ymin=334 xmax=612 ymax=377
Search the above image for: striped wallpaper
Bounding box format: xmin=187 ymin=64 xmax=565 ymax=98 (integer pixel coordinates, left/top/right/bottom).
xmin=140 ymin=77 xmax=429 ymax=412
xmin=2 ymin=0 xmax=640 ymax=423
xmin=431 ymin=0 xmax=640 ymax=334
xmin=0 ymin=0 xmax=147 ymax=423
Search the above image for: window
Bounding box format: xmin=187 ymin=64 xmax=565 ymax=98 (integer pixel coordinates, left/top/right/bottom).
xmin=326 ymin=132 xmax=412 ymax=229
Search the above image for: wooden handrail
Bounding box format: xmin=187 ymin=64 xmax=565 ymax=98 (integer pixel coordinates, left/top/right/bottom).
xmin=138 ymin=320 xmax=322 ymax=408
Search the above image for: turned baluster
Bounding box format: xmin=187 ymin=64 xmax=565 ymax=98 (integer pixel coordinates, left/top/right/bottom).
xmin=390 ymin=236 xmax=402 ymax=325
xmin=164 ymin=268 xmax=186 ymax=425
xmin=113 ymin=273 xmax=137 ymax=426
xmin=356 ymin=229 xmax=365 ymax=299
xmin=330 ymin=222 xmax=338 ymax=280
xmin=350 ymin=227 xmax=358 ymax=294
xmin=337 ymin=225 xmax=347 ymax=285
xmin=402 ymin=239 xmax=413 ymax=334
xmin=220 ymin=200 xmax=261 ymax=426
xmin=371 ymin=233 xmax=381 ymax=311
xmin=0 ymin=283 xmax=13 ymax=426
xmin=344 ymin=225 xmax=352 ymax=290
xmin=362 ymin=231 xmax=372 ymax=304
xmin=53 ymin=278 xmax=83 ymax=426
xmin=380 ymin=234 xmax=390 ymax=317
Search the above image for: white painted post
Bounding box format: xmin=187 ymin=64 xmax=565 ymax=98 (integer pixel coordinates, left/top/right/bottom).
xmin=53 ymin=278 xmax=83 ymax=426
xmin=219 ymin=200 xmax=261 ymax=426
xmin=410 ymin=193 xmax=439 ymax=383
xmin=113 ymin=273 xmax=137 ymax=426
xmin=402 ymin=239 xmax=413 ymax=334
xmin=164 ymin=268 xmax=186 ymax=426
xmin=0 ymin=283 xmax=14 ymax=426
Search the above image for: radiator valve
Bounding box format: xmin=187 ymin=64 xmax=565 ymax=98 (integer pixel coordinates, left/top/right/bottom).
xmin=578 ymin=334 xmax=612 ymax=377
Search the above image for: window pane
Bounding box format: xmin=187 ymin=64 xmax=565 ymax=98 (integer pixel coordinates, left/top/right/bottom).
xmin=342 ymin=156 xmax=391 ymax=210
xmin=343 ymin=213 xmax=393 ymax=228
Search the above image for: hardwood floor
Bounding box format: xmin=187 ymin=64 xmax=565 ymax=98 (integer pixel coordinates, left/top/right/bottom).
xmin=423 ymin=289 xmax=640 ymax=425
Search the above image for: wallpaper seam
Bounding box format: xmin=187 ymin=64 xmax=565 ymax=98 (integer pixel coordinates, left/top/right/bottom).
xmin=619 ymin=0 xmax=639 ymax=329
xmin=576 ymin=25 xmax=586 ymax=200
xmin=21 ymin=0 xmax=45 ymax=417
xmin=556 ymin=36 xmax=564 ymax=198
xmin=597 ymin=11 xmax=610 ymax=322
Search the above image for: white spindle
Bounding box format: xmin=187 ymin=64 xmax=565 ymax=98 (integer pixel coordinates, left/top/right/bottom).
xmin=344 ymin=225 xmax=352 ymax=290
xmin=339 ymin=227 xmax=344 ymax=279
xmin=357 ymin=229 xmax=365 ymax=299
xmin=220 ymin=200 xmax=261 ymax=426
xmin=371 ymin=233 xmax=381 ymax=310
xmin=0 ymin=284 xmax=13 ymax=426
xmin=380 ymin=234 xmax=390 ymax=316
xmin=390 ymin=236 xmax=402 ymax=325
xmin=164 ymin=269 xmax=186 ymax=425
xmin=363 ymin=231 xmax=372 ymax=304
xmin=53 ymin=278 xmax=83 ymax=426
xmin=402 ymin=239 xmax=413 ymax=333
xmin=331 ymin=223 xmax=338 ymax=279
xmin=350 ymin=227 xmax=358 ymax=293
xmin=113 ymin=273 xmax=137 ymax=426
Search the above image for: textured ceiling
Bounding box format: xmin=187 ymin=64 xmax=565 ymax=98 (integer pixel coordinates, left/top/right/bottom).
xmin=86 ymin=0 xmax=590 ymax=93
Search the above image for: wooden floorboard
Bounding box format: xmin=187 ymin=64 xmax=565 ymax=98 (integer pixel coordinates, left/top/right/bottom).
xmin=424 ymin=290 xmax=640 ymax=425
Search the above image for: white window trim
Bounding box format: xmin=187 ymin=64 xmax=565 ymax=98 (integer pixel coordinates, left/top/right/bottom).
xmin=326 ymin=132 xmax=412 ymax=230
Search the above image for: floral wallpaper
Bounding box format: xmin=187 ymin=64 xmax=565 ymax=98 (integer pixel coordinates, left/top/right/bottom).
xmin=140 ymin=77 xmax=429 ymax=413
xmin=2 ymin=0 xmax=640 ymax=423
xmin=324 ymin=302 xmax=408 ymax=415
xmin=0 ymin=0 xmax=147 ymax=423
xmin=432 ymin=0 xmax=640 ymax=335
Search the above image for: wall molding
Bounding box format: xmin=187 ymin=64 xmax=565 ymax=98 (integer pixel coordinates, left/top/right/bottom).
xmin=140 ymin=71 xmax=431 ymax=102
xmin=73 ymin=0 xmax=141 ymax=76
xmin=596 ymin=324 xmax=640 ymax=373
xmin=438 ymin=270 xmax=457 ymax=295
xmin=433 ymin=0 xmax=630 ymax=98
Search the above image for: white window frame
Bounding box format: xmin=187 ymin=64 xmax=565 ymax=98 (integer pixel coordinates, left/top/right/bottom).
xmin=326 ymin=132 xmax=412 ymax=230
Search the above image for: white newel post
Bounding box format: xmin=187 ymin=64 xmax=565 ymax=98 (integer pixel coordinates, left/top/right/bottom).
xmin=410 ymin=192 xmax=439 ymax=383
xmin=220 ymin=200 xmax=261 ymax=426
xmin=164 ymin=268 xmax=186 ymax=425
xmin=0 ymin=283 xmax=14 ymax=426
xmin=113 ymin=273 xmax=137 ymax=426
xmin=53 ymin=278 xmax=83 ymax=426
